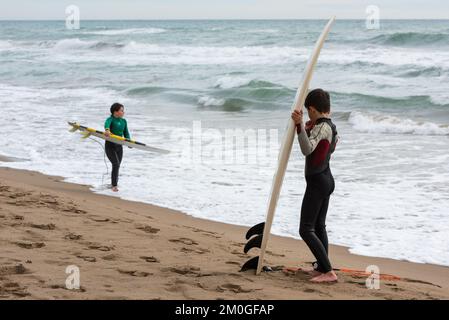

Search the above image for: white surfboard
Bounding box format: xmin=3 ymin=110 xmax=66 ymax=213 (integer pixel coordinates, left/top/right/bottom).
xmin=68 ymin=122 xmax=170 ymax=154
xmin=242 ymin=17 xmax=336 ymax=275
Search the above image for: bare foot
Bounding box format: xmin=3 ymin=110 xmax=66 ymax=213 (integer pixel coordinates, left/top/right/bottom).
xmin=112 ymin=186 xmax=119 ymax=192
xmin=301 ymin=267 xmax=323 ymax=277
xmin=310 ymin=271 xmax=338 ymax=283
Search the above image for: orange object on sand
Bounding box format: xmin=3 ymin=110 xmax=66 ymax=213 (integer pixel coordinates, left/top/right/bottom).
xmin=282 ymin=267 xmax=401 ymax=281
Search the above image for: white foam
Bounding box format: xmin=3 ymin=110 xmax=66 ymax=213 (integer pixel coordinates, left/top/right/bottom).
xmin=214 ymin=76 xmax=252 ymax=89
xmin=52 ymin=38 xmax=98 ymax=51
xmin=348 ymin=111 xmax=449 ymax=135
xmin=2 ymin=94 xmax=449 ymax=266
xmin=322 ymin=47 xmax=449 ymax=70
xmin=198 ymin=96 xmax=225 ymax=107
xmin=48 ymin=41 xmax=308 ymax=65
xmin=0 ymin=40 xmax=13 ymax=50
xmin=85 ymin=28 xmax=166 ymax=36
xmin=247 ymin=29 xmax=279 ymax=33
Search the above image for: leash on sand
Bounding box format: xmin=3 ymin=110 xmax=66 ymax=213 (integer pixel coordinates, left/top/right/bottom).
xmin=87 ymin=136 xmax=110 ymax=187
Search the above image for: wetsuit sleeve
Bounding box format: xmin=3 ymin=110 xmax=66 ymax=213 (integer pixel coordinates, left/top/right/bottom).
xmin=298 ymin=122 xmax=332 ymax=156
xmin=124 ymin=120 xmax=130 ymax=139
xmin=104 ymin=117 xmax=112 ymax=130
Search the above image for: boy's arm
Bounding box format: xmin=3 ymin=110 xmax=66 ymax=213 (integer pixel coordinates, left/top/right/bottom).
xmin=297 ymin=122 xmax=332 ymax=156
xmin=104 ymin=117 xmax=112 ymax=131
xmin=124 ymin=120 xmax=131 ymax=139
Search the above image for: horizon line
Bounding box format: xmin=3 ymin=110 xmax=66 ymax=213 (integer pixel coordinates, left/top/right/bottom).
xmin=1 ymin=18 xmax=449 ymax=22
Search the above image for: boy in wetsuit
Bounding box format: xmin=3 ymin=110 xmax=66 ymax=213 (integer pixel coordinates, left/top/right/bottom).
xmin=291 ymin=88 xmax=338 ymax=283
xmin=104 ymin=103 xmax=131 ymax=192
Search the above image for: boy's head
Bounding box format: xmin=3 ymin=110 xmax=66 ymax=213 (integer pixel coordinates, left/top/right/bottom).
xmin=110 ymin=103 xmax=125 ymax=118
xmin=304 ymin=89 xmax=330 ymax=118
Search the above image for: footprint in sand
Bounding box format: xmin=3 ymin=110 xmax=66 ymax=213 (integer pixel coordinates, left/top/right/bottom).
xmin=169 ymin=238 xmax=198 ymax=246
xmin=184 ymin=226 xmax=222 ymax=239
xmin=0 ymin=282 xmax=30 ymax=298
xmin=7 ymin=191 xmax=32 ymax=199
xmin=265 ymin=250 xmax=285 ymax=257
xmin=231 ymin=242 xmax=246 ymax=247
xmin=88 ymin=216 xmax=111 ymax=223
xmin=117 ymin=269 xmax=152 ymax=277
xmin=87 ymin=244 xmax=114 ymax=252
xmin=77 ymin=255 xmax=97 ymax=263
xmin=62 ymin=206 xmax=87 ymax=214
xmin=225 ymin=261 xmax=241 ymax=266
xmin=101 ymin=254 xmax=118 ymax=261
xmin=29 ymin=223 xmax=56 ymax=230
xmin=218 ymin=283 xmax=260 ymax=294
xmin=136 ymin=225 xmax=160 ymax=234
xmin=48 ymin=284 xmax=86 ymax=292
xmin=64 ymin=233 xmax=83 ymax=241
xmin=140 ymin=256 xmax=160 ymax=263
xmin=166 ymin=266 xmax=201 ymax=276
xmin=230 ymin=250 xmax=247 ymax=258
xmin=180 ymin=247 xmax=210 ymax=255
xmin=0 ymin=264 xmax=28 ymax=276
xmin=15 ymin=241 xmax=46 ymax=249
xmin=0 ymin=265 xmax=30 ymax=297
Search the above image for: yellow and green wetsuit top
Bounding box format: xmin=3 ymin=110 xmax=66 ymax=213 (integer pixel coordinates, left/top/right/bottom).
xmin=104 ymin=116 xmax=130 ymax=139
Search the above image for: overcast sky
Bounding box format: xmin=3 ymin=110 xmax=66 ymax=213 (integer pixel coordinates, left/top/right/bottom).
xmin=1 ymin=0 xmax=448 ymax=20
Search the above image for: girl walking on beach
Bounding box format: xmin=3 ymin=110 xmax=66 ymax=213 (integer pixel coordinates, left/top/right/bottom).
xmin=291 ymin=89 xmax=339 ymax=283
xmin=104 ymin=103 xmax=130 ymax=192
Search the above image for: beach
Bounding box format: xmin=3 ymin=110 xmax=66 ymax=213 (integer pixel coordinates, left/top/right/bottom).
xmin=1 ymin=19 xmax=449 ymax=300
xmin=2 ymin=20 xmax=449 ymax=267
xmin=1 ymin=165 xmax=448 ymax=300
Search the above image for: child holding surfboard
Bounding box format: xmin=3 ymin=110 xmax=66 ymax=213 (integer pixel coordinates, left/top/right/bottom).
xmin=292 ymin=88 xmax=339 ymax=283
xmin=104 ymin=103 xmax=130 ymax=192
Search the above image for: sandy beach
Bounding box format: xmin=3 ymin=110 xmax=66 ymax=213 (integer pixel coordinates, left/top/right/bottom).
xmin=0 ymin=164 xmax=448 ymax=300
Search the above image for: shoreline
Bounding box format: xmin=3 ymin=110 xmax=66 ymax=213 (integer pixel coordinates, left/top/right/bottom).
xmin=0 ymin=165 xmax=448 ymax=299
xmin=1 ymin=157 xmax=446 ymax=271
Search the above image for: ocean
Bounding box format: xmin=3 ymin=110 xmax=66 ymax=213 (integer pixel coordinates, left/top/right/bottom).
xmin=1 ymin=19 xmax=448 ymax=266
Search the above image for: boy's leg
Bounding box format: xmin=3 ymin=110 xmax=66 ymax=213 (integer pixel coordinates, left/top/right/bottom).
xmin=299 ymin=185 xmax=332 ymax=273
xmin=105 ymin=142 xmax=120 ymax=187
xmin=315 ymin=196 xmax=330 ymax=255
xmin=117 ymin=145 xmax=123 ymax=165
xmin=316 ymin=171 xmax=334 ymax=255
xmin=312 ymin=171 xmax=334 ymax=272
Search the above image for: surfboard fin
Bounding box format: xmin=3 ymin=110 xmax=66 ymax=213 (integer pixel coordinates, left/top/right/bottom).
xmin=240 ymin=256 xmax=259 ymax=272
xmin=243 ymin=234 xmax=263 ymax=254
xmin=245 ymin=222 xmax=265 ymax=240
xmin=240 ymin=256 xmax=273 ymax=272
xmin=240 ymin=222 xmax=266 ymax=272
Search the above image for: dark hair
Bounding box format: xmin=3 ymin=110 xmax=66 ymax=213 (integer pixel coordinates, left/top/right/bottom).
xmin=304 ymin=88 xmax=330 ymax=113
xmin=110 ymin=102 xmax=124 ymax=115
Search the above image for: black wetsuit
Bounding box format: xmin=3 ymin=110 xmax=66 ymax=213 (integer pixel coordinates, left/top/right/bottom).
xmin=105 ymin=141 xmax=123 ymax=187
xmin=297 ymin=118 xmax=338 ymax=273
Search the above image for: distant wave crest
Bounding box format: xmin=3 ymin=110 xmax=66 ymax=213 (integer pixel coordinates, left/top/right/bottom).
xmin=368 ymin=32 xmax=449 ymax=47
xmin=348 ymin=111 xmax=449 ymax=135
xmin=85 ymin=28 xmax=166 ymax=35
